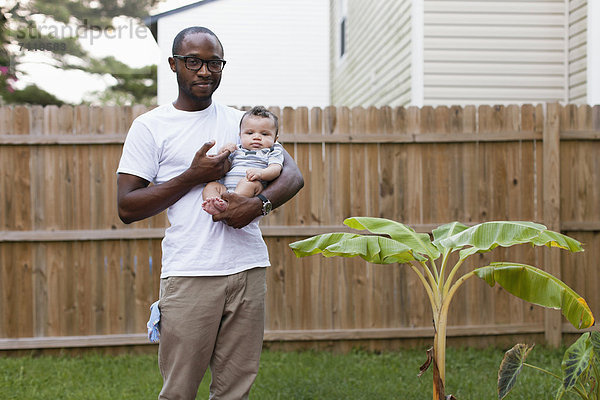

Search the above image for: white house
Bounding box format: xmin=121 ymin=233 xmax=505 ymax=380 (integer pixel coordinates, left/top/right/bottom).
xmin=146 ymin=0 xmax=330 ymax=108
xmin=330 ymin=0 xmax=600 ymax=107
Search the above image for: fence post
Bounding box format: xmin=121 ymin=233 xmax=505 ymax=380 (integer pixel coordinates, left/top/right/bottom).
xmin=543 ymin=103 xmax=562 ymax=347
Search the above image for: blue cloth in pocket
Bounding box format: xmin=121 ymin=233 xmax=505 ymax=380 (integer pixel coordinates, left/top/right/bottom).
xmin=147 ymin=301 xmax=160 ymax=343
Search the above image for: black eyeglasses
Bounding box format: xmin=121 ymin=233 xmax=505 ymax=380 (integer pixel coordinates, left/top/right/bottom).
xmin=173 ymin=55 xmax=226 ymax=73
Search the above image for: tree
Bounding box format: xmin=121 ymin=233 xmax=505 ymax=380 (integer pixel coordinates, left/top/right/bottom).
xmin=290 ymin=218 xmax=595 ymax=400
xmin=82 ymin=56 xmax=157 ymax=106
xmin=2 ymin=83 xmax=65 ymax=106
xmin=0 ymin=9 xmax=18 ymax=103
xmin=1 ymin=0 xmax=159 ymax=105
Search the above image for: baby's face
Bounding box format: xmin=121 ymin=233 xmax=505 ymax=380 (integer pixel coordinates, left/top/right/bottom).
xmin=239 ymin=116 xmax=277 ymax=150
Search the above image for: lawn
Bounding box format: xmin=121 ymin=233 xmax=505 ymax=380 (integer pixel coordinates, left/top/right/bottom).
xmin=0 ymin=346 xmax=577 ymax=399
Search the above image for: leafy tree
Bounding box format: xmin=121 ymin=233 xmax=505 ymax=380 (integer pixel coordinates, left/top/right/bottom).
xmin=0 ymin=10 xmax=18 ymax=103
xmin=1 ymin=0 xmax=159 ymax=105
xmin=2 ymin=83 xmax=65 ymax=106
xmin=82 ymin=56 xmax=157 ymax=106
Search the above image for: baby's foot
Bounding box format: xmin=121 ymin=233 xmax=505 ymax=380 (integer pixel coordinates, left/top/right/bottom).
xmin=202 ymin=197 xmax=229 ymax=215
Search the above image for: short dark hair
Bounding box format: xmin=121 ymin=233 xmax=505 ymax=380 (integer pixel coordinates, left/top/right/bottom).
xmin=240 ymin=106 xmax=279 ymax=136
xmin=172 ymin=26 xmax=224 ymax=56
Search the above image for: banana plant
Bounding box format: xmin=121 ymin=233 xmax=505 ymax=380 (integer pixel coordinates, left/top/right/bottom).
xmin=289 ymin=218 xmax=595 ymax=400
xmin=498 ymin=331 xmax=600 ymax=399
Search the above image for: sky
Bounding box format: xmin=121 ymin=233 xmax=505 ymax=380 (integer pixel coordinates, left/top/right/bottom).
xmin=13 ymin=3 xmax=181 ymax=104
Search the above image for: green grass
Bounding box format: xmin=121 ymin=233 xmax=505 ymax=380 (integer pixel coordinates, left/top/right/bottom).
xmin=0 ymin=346 xmax=578 ymax=399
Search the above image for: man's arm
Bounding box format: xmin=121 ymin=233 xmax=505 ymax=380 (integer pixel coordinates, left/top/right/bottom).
xmin=117 ymin=140 xmax=230 ymax=224
xmin=213 ymin=148 xmax=304 ymax=229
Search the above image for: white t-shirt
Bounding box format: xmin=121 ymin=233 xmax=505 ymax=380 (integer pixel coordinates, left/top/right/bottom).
xmin=117 ymin=102 xmax=270 ymax=277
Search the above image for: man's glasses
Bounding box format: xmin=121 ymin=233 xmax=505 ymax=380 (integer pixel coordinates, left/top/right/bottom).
xmin=173 ymin=55 xmax=226 ymax=73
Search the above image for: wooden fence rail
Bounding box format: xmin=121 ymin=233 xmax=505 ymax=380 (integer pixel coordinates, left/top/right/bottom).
xmin=1 ymin=103 xmax=599 ymax=352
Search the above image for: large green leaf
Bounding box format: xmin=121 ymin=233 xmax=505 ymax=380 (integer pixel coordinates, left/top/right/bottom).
xmin=531 ymin=230 xmax=584 ymax=252
xmin=343 ymin=217 xmax=438 ymax=260
xmin=432 ymin=221 xmax=469 ymax=252
xmin=289 ymin=233 xmax=361 ymax=257
xmin=498 ymin=343 xmax=535 ymax=400
xmin=591 ymin=331 xmax=600 ymax=371
xmin=562 ymin=332 xmax=592 ymax=391
xmin=439 ymin=221 xmax=583 ymax=260
xmin=474 ymin=263 xmax=594 ymax=329
xmin=289 ymin=232 xmax=419 ymax=264
xmin=324 ymin=236 xmax=419 ymax=264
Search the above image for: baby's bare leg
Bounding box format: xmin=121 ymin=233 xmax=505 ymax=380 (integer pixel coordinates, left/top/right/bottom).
xmin=234 ymin=179 xmax=264 ymax=198
xmin=202 ymin=182 xmax=227 ymax=200
xmin=202 ymin=182 xmax=229 ymax=215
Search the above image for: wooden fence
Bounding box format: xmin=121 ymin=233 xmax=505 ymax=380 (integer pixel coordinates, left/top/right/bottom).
xmin=0 ymin=103 xmax=599 ymax=352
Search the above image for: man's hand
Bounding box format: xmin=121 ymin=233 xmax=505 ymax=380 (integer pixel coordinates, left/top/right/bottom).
xmin=212 ymin=192 xmax=262 ymax=229
xmin=117 ymin=141 xmax=233 ymax=224
xmin=185 ymin=140 xmax=231 ymax=184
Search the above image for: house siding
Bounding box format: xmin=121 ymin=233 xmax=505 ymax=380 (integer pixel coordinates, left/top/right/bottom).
xmin=330 ymin=0 xmax=412 ymax=107
xmin=568 ymin=0 xmax=587 ymax=103
xmin=156 ymin=0 xmax=329 ymax=107
xmin=423 ymin=0 xmax=568 ymax=106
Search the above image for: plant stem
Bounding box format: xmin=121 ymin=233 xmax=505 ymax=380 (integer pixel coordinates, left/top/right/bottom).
xmin=438 ymin=249 xmax=451 ymax=288
xmin=431 ymin=259 xmax=440 ymax=283
xmin=413 ymin=260 xmax=440 ymax=306
xmin=431 ymin=260 xmax=470 ymax=400
xmin=591 ymin=362 xmax=600 ymax=399
xmin=431 ymin=268 xmax=480 ymax=398
xmin=442 ymin=258 xmax=466 ymax=296
xmin=523 ymin=363 xmax=561 ymax=381
xmin=443 ymin=270 xmax=475 ymax=314
xmin=421 ymin=260 xmax=439 ymax=289
xmin=408 ymin=263 xmax=438 ymax=321
xmin=524 ymin=363 xmax=590 ymax=399
xmin=434 ymin=308 xmax=448 ymax=389
xmin=572 ymin=385 xmax=590 ymax=400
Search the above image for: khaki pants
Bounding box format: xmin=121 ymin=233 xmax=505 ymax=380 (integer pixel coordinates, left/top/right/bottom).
xmin=158 ymin=267 xmax=266 ymax=400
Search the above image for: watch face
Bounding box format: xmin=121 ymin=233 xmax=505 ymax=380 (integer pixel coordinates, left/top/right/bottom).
xmin=258 ymin=194 xmax=272 ymax=215
xmin=263 ymin=201 xmax=272 ymax=215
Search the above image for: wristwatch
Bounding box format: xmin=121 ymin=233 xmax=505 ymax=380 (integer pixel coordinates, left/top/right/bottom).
xmin=256 ymin=194 xmax=272 ymax=216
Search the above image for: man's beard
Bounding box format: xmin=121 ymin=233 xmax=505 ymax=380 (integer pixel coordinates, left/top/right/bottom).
xmin=177 ymin=74 xmax=220 ymax=103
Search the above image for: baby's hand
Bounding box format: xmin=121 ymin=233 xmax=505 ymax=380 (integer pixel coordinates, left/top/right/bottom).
xmin=219 ymin=143 xmax=237 ymax=154
xmin=246 ymin=168 xmax=263 ymax=181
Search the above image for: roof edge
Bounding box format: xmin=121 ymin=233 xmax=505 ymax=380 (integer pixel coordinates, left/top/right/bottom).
xmin=144 ymin=0 xmax=220 ymax=25
xmin=143 ymin=0 xmax=220 ymax=42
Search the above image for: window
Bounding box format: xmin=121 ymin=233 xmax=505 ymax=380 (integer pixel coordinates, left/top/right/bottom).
xmin=338 ymin=0 xmax=347 ymax=59
xmin=340 ymin=17 xmax=346 ymax=57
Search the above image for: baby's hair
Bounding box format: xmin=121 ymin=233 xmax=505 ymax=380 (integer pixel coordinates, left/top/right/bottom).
xmin=240 ymin=106 xmax=279 ymax=136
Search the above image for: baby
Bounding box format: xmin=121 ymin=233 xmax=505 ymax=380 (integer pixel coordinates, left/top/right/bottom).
xmin=202 ymin=106 xmax=283 ymax=214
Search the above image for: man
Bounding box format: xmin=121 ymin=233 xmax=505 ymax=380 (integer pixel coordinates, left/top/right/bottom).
xmin=117 ymin=26 xmax=303 ymax=399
